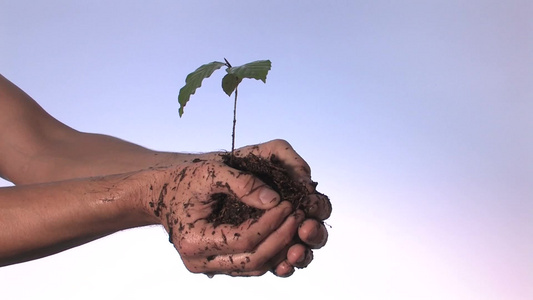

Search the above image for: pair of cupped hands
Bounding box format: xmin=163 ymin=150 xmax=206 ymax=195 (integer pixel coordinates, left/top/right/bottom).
xmin=146 ymin=140 xmax=331 ymax=277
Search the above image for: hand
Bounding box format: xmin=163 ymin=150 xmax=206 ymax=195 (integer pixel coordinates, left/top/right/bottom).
xmin=146 ymin=159 xmax=306 ymax=276
xmin=147 ymin=139 xmax=331 ymax=277
xmin=228 ymin=139 xmax=332 ymax=277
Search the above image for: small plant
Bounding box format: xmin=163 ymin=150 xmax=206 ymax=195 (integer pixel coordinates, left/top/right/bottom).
xmin=176 ymin=59 xmax=328 ymax=228
xmin=178 ymin=59 xmax=272 ymax=156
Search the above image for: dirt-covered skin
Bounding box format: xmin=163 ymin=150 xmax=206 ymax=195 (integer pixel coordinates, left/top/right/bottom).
xmin=146 ymin=160 xmax=305 ymax=276
xmin=0 ymin=71 xmax=330 ymax=276
xmin=205 ymin=152 xmax=312 ymax=226
xmin=218 ymin=142 xmax=331 ymax=277
xmin=230 ymin=143 xmax=332 ymax=221
xmin=144 ymin=140 xmax=331 ymax=277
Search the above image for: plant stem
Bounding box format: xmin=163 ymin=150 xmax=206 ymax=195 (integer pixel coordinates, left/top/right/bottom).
xmin=231 ymin=85 xmax=238 ymax=158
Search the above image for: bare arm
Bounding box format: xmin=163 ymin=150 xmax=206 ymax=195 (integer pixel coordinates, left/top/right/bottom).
xmin=0 ymin=73 xmax=191 ymax=184
xmin=0 ymin=171 xmax=155 ymax=266
xmin=0 ymin=74 xmax=330 ymax=276
xmin=0 ymin=164 xmax=303 ymax=274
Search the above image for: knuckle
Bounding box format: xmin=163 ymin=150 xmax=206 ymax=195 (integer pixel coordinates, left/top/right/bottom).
xmin=177 ymin=239 xmax=201 ymax=258
xmin=241 ymin=173 xmax=257 ymax=191
xmin=270 ymin=138 xmax=291 ymax=149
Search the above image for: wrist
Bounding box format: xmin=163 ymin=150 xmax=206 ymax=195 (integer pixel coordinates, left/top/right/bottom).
xmin=108 ymin=169 xmax=162 ymax=227
xmin=136 ymin=167 xmax=172 ymax=225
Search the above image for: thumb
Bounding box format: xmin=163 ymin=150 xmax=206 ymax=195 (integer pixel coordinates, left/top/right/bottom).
xmin=253 ymin=185 xmax=281 ymax=209
xmin=221 ymin=166 xmax=280 ymax=210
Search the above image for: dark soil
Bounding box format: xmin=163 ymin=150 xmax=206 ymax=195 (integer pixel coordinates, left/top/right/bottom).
xmin=206 ymin=153 xmax=313 ymax=227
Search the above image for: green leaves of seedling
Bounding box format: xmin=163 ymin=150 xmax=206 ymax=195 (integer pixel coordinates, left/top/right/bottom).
xmin=221 ymin=74 xmax=241 ymax=97
xmin=222 ymin=60 xmax=272 ymax=96
xmin=177 ymin=58 xmax=272 ymax=154
xmin=178 ymin=59 xmax=271 ymax=117
xmin=178 ymin=61 xmax=226 ymax=117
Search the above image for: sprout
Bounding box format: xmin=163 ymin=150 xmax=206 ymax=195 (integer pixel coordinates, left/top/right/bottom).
xmin=178 ymin=59 xmax=272 ymax=155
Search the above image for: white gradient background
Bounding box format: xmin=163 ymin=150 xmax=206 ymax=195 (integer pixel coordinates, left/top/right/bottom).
xmin=1 ymin=1 xmax=532 ymax=299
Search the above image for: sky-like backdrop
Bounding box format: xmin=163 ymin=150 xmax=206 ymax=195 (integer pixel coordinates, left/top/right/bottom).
xmin=1 ymin=1 xmax=532 ymax=299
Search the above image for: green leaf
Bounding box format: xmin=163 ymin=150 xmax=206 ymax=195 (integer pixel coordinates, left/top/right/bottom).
xmin=226 ymin=60 xmax=272 ymax=83
xmin=178 ymin=61 xmax=225 ymax=117
xmin=221 ymin=73 xmax=241 ymax=96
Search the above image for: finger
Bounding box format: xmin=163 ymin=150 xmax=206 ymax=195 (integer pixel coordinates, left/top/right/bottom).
xmin=298 ymin=219 xmax=328 ymax=249
xmin=265 ymin=241 xmax=294 ymax=276
xmin=270 ymin=243 xmax=313 ymax=277
xmin=213 ymin=163 xmax=281 ymax=210
xmin=272 ymin=260 xmax=295 ymax=277
xmin=264 ymin=139 xmax=312 ymax=185
xmin=235 ymin=140 xmax=315 ymax=192
xmin=245 ymin=209 xmax=305 ymax=268
xmin=303 ymin=192 xmax=332 ymax=220
xmin=195 ymin=209 xmax=305 ymax=274
xmin=178 ymin=201 xmax=293 ymax=257
xmin=183 ymin=253 xmax=272 ymax=277
xmin=287 ymin=243 xmax=313 ymax=268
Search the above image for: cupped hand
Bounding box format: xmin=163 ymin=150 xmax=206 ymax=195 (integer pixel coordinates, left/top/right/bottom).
xmin=226 ymin=139 xmax=332 ymax=277
xmin=146 ymin=159 xmax=306 ymax=276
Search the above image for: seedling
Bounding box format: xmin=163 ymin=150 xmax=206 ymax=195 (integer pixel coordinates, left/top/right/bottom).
xmin=178 ymin=59 xmax=272 ymax=156
xmin=177 ymin=59 xmax=328 ymax=229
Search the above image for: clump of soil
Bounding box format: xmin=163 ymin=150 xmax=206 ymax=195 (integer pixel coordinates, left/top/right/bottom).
xmin=206 ymin=153 xmax=313 ymax=227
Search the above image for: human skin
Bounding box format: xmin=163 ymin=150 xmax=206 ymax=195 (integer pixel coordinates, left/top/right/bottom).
xmin=0 ymin=74 xmax=330 ymax=276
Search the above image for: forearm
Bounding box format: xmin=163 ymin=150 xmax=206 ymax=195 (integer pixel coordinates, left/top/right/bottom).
xmin=0 ymin=170 xmax=157 ymax=266
xmin=16 ymin=131 xmax=196 ymax=184
xmin=0 ymin=74 xmax=207 ymax=185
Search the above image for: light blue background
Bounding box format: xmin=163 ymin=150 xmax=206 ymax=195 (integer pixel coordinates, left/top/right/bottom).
xmin=1 ymin=1 xmax=531 ymax=299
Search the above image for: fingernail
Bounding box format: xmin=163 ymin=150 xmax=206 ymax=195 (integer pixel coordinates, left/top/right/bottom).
xmin=259 ymin=187 xmax=279 ymax=204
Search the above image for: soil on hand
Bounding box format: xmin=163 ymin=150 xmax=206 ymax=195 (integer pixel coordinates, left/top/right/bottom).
xmin=206 ymin=153 xmax=319 ymax=227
